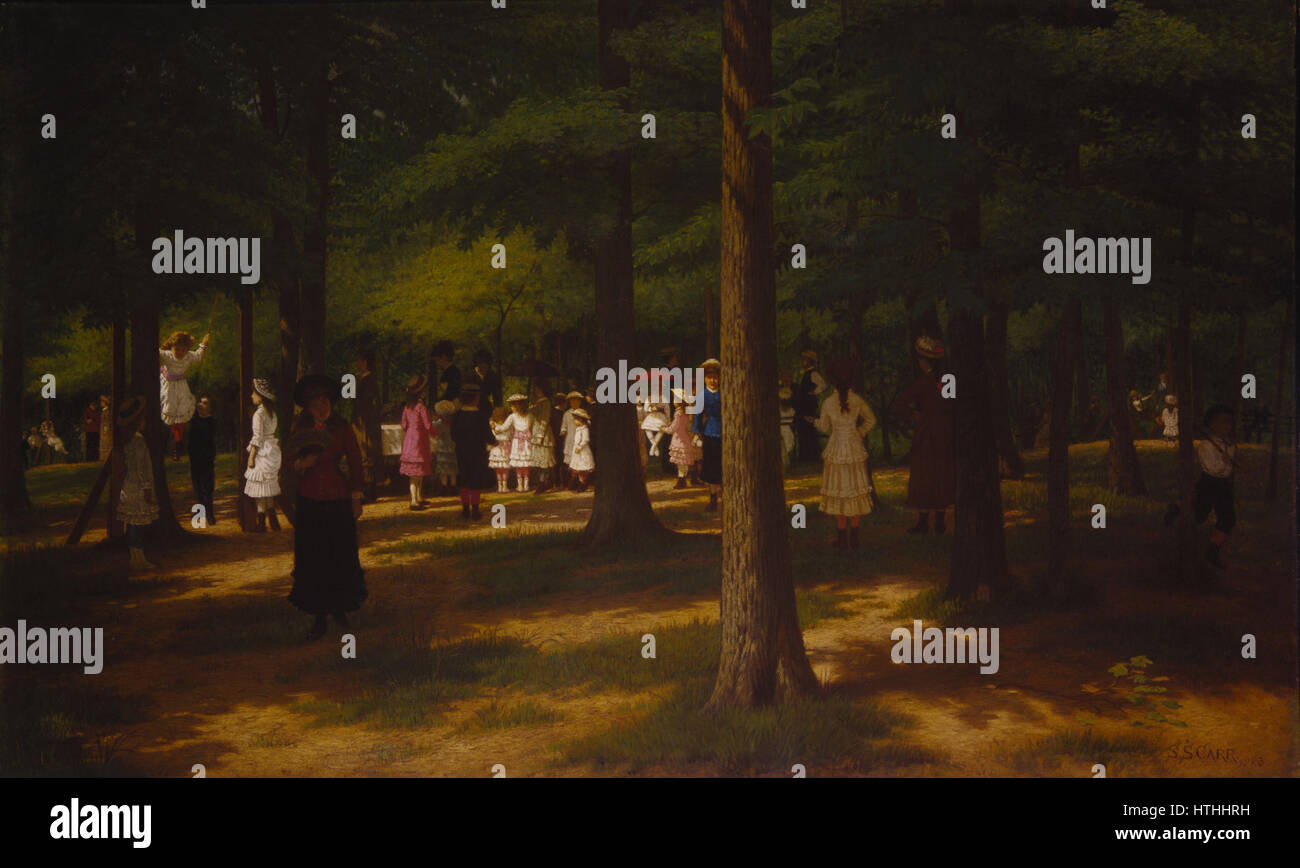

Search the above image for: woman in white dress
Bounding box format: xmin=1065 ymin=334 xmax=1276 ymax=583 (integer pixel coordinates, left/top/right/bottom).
xmin=159 ymin=330 xmax=211 ymax=460
xmin=568 ymin=409 xmax=594 ymax=491
xmin=815 ymin=359 xmax=876 ymax=549
xmin=245 ymin=378 xmax=283 ymax=531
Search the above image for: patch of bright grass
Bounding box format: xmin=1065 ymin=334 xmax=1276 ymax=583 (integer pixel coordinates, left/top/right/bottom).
xmin=1009 ymin=728 xmax=1153 ymax=776
xmin=561 ymin=677 xmax=932 ymax=776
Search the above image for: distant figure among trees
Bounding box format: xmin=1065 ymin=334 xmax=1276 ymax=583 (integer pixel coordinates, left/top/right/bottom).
xmin=816 ymin=358 xmax=877 ymax=549
xmin=892 ymin=336 xmax=955 ymax=535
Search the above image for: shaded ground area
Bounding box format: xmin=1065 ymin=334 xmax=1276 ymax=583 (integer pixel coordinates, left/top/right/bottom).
xmin=2 ymin=441 xmax=1295 ymax=777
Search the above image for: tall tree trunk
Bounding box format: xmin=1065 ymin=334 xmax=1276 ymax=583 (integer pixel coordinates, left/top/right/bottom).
xmin=1266 ymin=295 xmax=1292 ymax=500
xmin=1047 ymin=299 xmax=1080 ymax=583
xmin=238 ymin=290 xmax=256 ymax=531
xmin=581 ymin=0 xmax=667 ymax=546
xmin=298 ymin=62 xmax=330 ymax=377
xmin=0 ymin=10 xmax=31 ymax=526
xmin=1172 ymin=302 xmax=1198 ymax=577
xmin=706 ymin=0 xmax=818 ymax=711
xmin=945 ymin=174 xmax=1008 ymax=601
xmin=1102 ymin=299 xmax=1146 ymax=495
xmin=986 ymin=301 xmax=1023 ymax=478
xmin=1230 ymin=310 xmax=1246 ymax=434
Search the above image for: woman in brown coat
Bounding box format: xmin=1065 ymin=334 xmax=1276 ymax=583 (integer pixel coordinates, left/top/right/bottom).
xmin=892 ymin=335 xmax=956 ymax=534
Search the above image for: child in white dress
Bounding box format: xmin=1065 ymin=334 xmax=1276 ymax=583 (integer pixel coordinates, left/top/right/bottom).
xmin=116 ymin=396 xmax=158 ymax=573
xmin=568 ymin=409 xmax=594 ymax=491
xmin=779 ymin=386 xmax=796 ymax=470
xmin=489 ymin=405 xmax=512 ymax=492
xmin=244 ymin=379 xmax=283 ymax=531
xmin=641 ymin=400 xmax=669 ymax=457
xmin=815 ymin=360 xmax=876 ymax=548
xmin=1161 ymin=395 xmax=1179 ymax=442
xmin=159 ymin=330 xmax=211 ymax=460
xmin=559 ymin=390 xmax=584 ymax=482
xmin=529 ymin=397 xmax=556 ymax=492
xmin=504 ymin=394 xmax=534 ymax=491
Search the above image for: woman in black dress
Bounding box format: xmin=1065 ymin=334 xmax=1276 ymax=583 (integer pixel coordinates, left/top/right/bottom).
xmin=283 ymin=374 xmax=367 ymax=640
xmin=449 ymin=382 xmax=495 ymax=520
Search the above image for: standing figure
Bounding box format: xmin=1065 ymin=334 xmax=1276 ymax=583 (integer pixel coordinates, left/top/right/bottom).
xmin=471 ymin=350 xmax=504 ymax=411
xmin=83 ymin=400 xmax=101 ymax=464
xmin=816 ymin=359 xmax=877 ymax=548
xmin=891 ymin=335 xmax=955 ymax=535
xmin=245 ymin=379 xmax=283 ymax=531
xmin=449 ymin=383 xmax=495 ymax=519
xmin=98 ymin=395 xmax=114 ymax=462
xmin=117 ymin=396 xmax=158 ymax=574
xmin=794 ymin=349 xmax=827 ymax=465
xmin=654 ymin=347 xmax=681 ymax=474
xmin=432 ymin=341 xmax=462 ymax=405
xmin=692 ymin=359 xmax=723 ymax=511
xmin=559 ymin=390 xmax=584 ymax=488
xmin=778 ymin=386 xmax=796 ymax=470
xmin=488 ymin=405 xmax=512 ymax=492
xmin=1165 ymin=405 xmax=1238 ymax=568
xmin=432 ymin=400 xmax=459 ymax=494
xmin=190 ymin=393 xmax=217 ymax=526
xmin=40 ymin=420 xmax=67 ymax=463
xmin=529 ymin=397 xmax=556 ymax=492
xmin=285 ymin=374 xmax=367 ymax=641
xmin=504 ymin=394 xmax=534 ymax=491
xmin=352 ymin=350 xmax=383 ymax=503
xmin=158 ymin=330 xmax=211 ymax=460
xmin=664 ymin=388 xmax=699 ymax=490
xmin=1161 ymin=395 xmax=1179 ymax=442
xmin=568 ymin=409 xmax=594 ymax=490
xmin=399 ymin=375 xmax=434 ymax=510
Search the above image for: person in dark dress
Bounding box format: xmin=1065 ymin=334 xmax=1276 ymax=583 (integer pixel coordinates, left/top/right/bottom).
xmin=284 ymin=374 xmax=367 ymax=641
xmin=449 ymin=382 xmax=495 ymax=520
xmin=352 ymin=350 xmax=383 ymax=502
xmin=794 ymin=349 xmax=827 ymax=465
xmin=188 ymin=393 xmax=217 ymax=525
xmin=432 ymin=341 xmax=462 ymax=406
xmin=692 ymin=358 xmax=723 ymax=511
xmin=470 ymin=349 xmax=503 ymax=411
xmin=891 ymin=335 xmax=956 ymax=534
xmin=550 ymin=392 xmax=568 ymax=488
xmin=83 ymin=400 xmax=101 ymax=464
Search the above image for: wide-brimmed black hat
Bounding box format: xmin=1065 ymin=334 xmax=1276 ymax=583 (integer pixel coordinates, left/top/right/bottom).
xmin=293 ymin=373 xmax=340 ymax=407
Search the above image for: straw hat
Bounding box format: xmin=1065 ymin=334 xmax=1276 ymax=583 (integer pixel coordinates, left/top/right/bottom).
xmin=572 ymin=408 xmax=590 ymax=421
xmin=406 ymin=374 xmax=428 ymax=396
xmin=1165 ymin=394 xmax=1177 ymax=406
xmin=702 ymin=358 xmax=721 ymax=372
xmin=915 ymin=336 xmax=945 ymax=359
xmin=506 ymin=393 xmax=528 ymax=404
xmin=253 ymin=378 xmax=275 ymax=401
xmin=778 ymin=386 xmax=793 ymax=401
xmin=566 ymin=390 xmax=585 ymax=400
xmin=115 ymin=395 xmax=147 ymax=428
xmin=434 ymin=400 xmax=456 ymax=416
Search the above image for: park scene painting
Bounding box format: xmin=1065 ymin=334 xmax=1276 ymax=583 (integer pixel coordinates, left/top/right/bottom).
xmin=0 ymin=0 xmax=1295 ymax=778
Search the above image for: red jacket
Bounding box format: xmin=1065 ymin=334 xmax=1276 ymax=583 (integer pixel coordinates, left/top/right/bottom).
xmin=297 ymin=416 xmax=364 ymax=501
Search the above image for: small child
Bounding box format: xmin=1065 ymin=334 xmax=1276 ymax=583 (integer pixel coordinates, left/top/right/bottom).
xmin=663 ymin=389 xmax=698 ymax=490
xmin=40 ymin=419 xmax=67 ymax=463
xmin=530 ymin=397 xmax=556 ymax=492
xmin=489 ymin=405 xmax=512 ymax=492
xmin=159 ymin=330 xmax=211 ymax=460
xmin=559 ymin=390 xmax=584 ymax=487
xmin=1161 ymin=395 xmax=1179 ymax=442
xmin=1165 ymin=404 xmax=1238 ymax=568
xmin=190 ymin=393 xmax=217 ymax=525
xmin=399 ymin=375 xmax=434 ymax=510
xmin=433 ymin=400 xmax=458 ymax=494
xmin=504 ymin=394 xmax=534 ymax=491
xmin=641 ymin=400 xmax=669 ymax=457
xmin=568 ymin=408 xmax=594 ymax=490
xmin=117 ymin=396 xmax=158 ymax=573
xmin=779 ymin=386 xmax=796 ymax=470
xmin=245 ymin=379 xmax=283 ymax=530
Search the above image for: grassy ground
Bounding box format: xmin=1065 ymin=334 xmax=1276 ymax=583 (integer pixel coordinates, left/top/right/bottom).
xmin=1 ymin=439 xmax=1295 ymax=777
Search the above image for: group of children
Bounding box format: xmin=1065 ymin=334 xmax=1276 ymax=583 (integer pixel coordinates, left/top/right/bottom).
xmin=394 ymin=384 xmax=597 ymax=509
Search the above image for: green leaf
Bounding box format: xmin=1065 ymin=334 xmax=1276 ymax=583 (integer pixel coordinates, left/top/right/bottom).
xmin=1107 ymin=664 xmax=1129 ymax=677
xmin=1129 ymin=655 xmax=1154 ymax=668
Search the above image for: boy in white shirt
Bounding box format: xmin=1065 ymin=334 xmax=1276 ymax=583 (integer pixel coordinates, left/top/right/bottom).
xmin=1164 ymin=404 xmax=1237 ymax=568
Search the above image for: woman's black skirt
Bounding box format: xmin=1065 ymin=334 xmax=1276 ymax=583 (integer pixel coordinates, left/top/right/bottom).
xmin=700 ymin=435 xmax=722 ymax=485
xmin=289 ymin=496 xmax=367 ymax=615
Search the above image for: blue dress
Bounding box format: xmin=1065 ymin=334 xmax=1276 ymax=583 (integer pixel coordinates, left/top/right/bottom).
xmin=693 ymin=387 xmax=722 ymax=484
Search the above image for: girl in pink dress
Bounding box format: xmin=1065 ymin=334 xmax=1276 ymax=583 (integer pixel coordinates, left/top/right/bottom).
xmin=400 ymin=374 xmax=435 ymax=510
xmin=663 ymin=388 xmax=699 ymax=490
